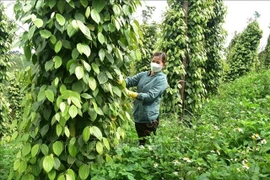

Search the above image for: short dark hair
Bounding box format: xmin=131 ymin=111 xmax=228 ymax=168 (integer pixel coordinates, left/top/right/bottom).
xmin=153 ymin=52 xmax=167 ymax=65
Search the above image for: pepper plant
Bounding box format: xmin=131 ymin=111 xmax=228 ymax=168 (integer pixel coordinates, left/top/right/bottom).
xmin=0 ymin=2 xmax=15 ymax=139
xmin=160 ymin=0 xmax=226 ymax=117
xmin=225 ymin=19 xmax=262 ymax=81
xmin=258 ymin=34 xmax=270 ymax=70
xmin=13 ymin=0 xmax=140 ymax=179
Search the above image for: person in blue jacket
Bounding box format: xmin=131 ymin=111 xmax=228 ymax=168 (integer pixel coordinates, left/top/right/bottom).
xmin=124 ymin=52 xmax=168 ymax=145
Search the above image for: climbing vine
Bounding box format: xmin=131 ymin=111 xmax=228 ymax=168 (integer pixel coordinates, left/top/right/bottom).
xmin=226 ymin=19 xmax=262 ymax=81
xmin=0 ymin=2 xmax=15 ymax=139
xmin=13 ymin=0 xmax=140 ymax=179
xmin=160 ymin=0 xmax=226 ymax=117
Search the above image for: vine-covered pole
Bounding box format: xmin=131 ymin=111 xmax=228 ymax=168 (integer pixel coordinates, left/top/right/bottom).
xmin=180 ymin=1 xmax=189 ymax=120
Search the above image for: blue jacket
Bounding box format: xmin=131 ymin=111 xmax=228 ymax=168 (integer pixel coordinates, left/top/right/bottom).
xmin=125 ymin=71 xmax=168 ymax=123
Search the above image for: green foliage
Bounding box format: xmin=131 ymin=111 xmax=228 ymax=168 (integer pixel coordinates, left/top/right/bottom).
xmin=258 ymin=34 xmax=270 ymax=70
xmin=0 ymin=143 xmax=17 ymax=180
xmin=0 ymin=2 xmax=15 ymax=83
xmin=202 ymin=0 xmax=226 ymax=95
xmin=160 ymin=0 xmax=226 ymax=115
xmin=90 ymin=70 xmax=270 ymax=179
xmin=159 ymin=5 xmax=186 ymax=114
xmin=0 ymin=2 xmax=16 ymax=140
xmin=0 ymin=90 xmax=10 ymax=139
xmin=13 ymin=0 xmax=140 ymax=179
xmin=225 ymin=20 xmax=262 ymax=81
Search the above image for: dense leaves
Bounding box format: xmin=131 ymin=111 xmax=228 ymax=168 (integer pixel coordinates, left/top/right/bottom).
xmin=0 ymin=2 xmax=15 ymax=139
xmin=225 ymin=20 xmax=262 ymax=81
xmin=202 ymin=0 xmax=226 ymax=95
xmin=90 ymin=70 xmax=270 ymax=179
xmin=258 ymin=34 xmax=270 ymax=70
xmin=160 ymin=0 xmax=226 ymax=116
xmin=13 ymin=0 xmax=140 ymax=179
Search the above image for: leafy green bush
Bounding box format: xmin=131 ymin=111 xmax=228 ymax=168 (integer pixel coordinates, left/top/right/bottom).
xmin=0 ymin=143 xmax=18 ymax=180
xmin=90 ymin=70 xmax=270 ymax=179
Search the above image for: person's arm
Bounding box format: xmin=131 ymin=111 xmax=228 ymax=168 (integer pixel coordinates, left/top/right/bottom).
xmin=137 ymin=76 xmax=168 ymax=102
xmin=125 ymin=72 xmax=145 ymax=88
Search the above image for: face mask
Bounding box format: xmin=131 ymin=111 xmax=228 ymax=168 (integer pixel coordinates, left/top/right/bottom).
xmin=151 ymin=62 xmax=162 ymax=72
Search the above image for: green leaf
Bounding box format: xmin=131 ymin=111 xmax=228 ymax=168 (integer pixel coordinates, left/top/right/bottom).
xmin=88 ymin=77 xmax=97 ymax=91
xmin=56 ymin=13 xmax=66 ymax=26
xmin=40 ymin=29 xmax=52 ymax=39
xmin=82 ymin=127 xmax=90 ymax=142
xmin=71 ymin=96 xmax=81 ymax=108
xmin=56 ymin=124 xmax=63 ymax=136
xmin=53 ymin=141 xmax=64 ymax=156
xmin=93 ymin=0 xmax=105 ymax=13
xmin=53 ymin=56 xmax=62 ymax=69
xmin=75 ymin=66 xmax=84 ymax=80
xmin=45 ymin=60 xmax=54 ymax=71
xmin=76 ymin=20 xmax=91 ymax=40
xmin=41 ymin=144 xmax=49 ymax=155
xmin=112 ymin=86 xmax=121 ymax=97
xmin=98 ymin=49 xmax=105 ymax=61
xmin=60 ymin=102 xmax=66 ymax=112
xmin=45 ymin=89 xmax=55 ymax=102
xmin=22 ymin=143 xmax=31 ymax=156
xmin=113 ymin=5 xmax=121 ymax=16
xmin=55 ymin=40 xmax=62 ymax=53
xmin=68 ymin=144 xmax=77 ymax=157
xmin=91 ymin=9 xmax=100 ymax=24
xmin=97 ymin=72 xmax=108 ymax=84
xmin=81 ymin=93 xmax=92 ymax=99
xmin=79 ymin=164 xmax=90 ymax=180
xmin=76 ymin=43 xmax=91 ymax=57
xmin=24 ymin=45 xmax=32 ymax=61
xmin=103 ymin=138 xmax=110 ymax=150
xmin=80 ymin=0 xmax=88 ymax=8
xmin=85 ymin=7 xmax=90 ymax=18
xmin=43 ymin=155 xmax=54 ymax=172
xmin=69 ymin=105 xmax=78 ymax=118
xmin=38 ymin=89 xmax=46 ymax=101
xmin=34 ymin=18 xmax=43 ymax=28
xmin=98 ymin=32 xmax=105 ymax=44
xmin=96 ymin=141 xmax=103 ymax=155
xmin=82 ymin=60 xmax=91 ymax=72
xmin=31 ymin=144 xmax=40 ymax=157
xmin=65 ymin=126 xmax=70 ymax=138
xmin=90 ymin=126 xmax=102 ymax=140
xmin=67 ymin=24 xmax=77 ymax=37
xmin=91 ymin=63 xmax=100 ymax=74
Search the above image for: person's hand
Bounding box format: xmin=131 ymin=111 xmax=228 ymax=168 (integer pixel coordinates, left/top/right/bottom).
xmin=125 ymin=89 xmax=138 ymax=99
xmin=117 ymin=74 xmax=126 ymax=88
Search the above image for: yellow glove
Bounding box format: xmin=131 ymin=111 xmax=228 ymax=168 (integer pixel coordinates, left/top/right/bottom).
xmin=125 ymin=89 xmax=138 ymax=99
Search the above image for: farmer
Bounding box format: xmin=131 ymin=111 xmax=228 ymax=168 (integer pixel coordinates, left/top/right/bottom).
xmin=122 ymin=52 xmax=168 ymax=145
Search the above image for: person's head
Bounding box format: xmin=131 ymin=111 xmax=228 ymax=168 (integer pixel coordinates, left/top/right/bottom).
xmin=151 ymin=52 xmax=167 ymax=72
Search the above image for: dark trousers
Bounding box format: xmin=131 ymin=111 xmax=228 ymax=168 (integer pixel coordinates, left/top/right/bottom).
xmin=135 ymin=120 xmax=159 ymax=145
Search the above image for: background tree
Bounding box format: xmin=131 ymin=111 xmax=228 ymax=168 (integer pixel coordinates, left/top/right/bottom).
xmin=160 ymin=0 xmax=226 ymax=118
xmin=258 ymin=33 xmax=270 ymax=70
xmin=225 ymin=18 xmax=262 ymax=81
xmin=0 ymin=2 xmax=15 ymax=139
xmin=159 ymin=2 xmax=186 ymax=115
xmin=13 ymin=0 xmax=140 ymax=179
xmin=202 ymin=0 xmax=226 ymax=95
